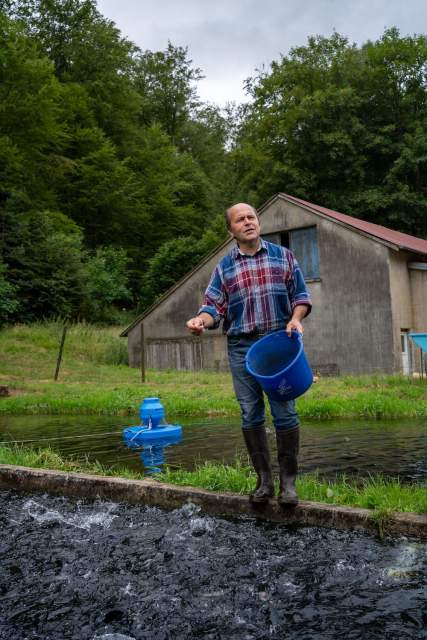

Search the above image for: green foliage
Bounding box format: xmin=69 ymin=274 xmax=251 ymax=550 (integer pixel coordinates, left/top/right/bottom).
xmin=236 ymin=29 xmax=427 ymax=237
xmin=0 ymin=5 xmax=235 ymax=321
xmin=134 ymin=42 xmax=202 ymax=141
xmin=139 ymin=214 xmax=227 ymax=309
xmin=2 ymin=2 xmax=427 ymax=325
xmin=3 ymin=209 xmax=86 ymax=321
xmin=1 ymin=323 xmax=425 ymax=419
xmin=82 ymin=246 xmax=132 ymax=323
xmin=0 ymin=261 xmax=19 ymax=325
xmin=161 ymin=464 xmax=427 ymax=514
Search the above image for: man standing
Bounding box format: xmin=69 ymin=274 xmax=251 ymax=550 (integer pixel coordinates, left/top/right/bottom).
xmin=186 ymin=203 xmax=312 ymax=505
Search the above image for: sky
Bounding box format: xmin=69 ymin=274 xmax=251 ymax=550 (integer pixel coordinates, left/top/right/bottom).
xmin=97 ymin=0 xmax=427 ymax=106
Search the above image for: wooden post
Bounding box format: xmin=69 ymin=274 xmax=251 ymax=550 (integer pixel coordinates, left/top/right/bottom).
xmin=140 ymin=322 xmax=145 ymax=382
xmin=54 ymin=324 xmax=67 ymax=381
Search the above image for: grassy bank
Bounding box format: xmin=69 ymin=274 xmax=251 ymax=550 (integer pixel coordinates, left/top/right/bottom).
xmin=0 ymin=444 xmax=145 ymax=480
xmin=0 ymin=444 xmax=425 ymax=515
xmin=0 ymin=322 xmax=426 ymax=418
xmin=160 ymin=462 xmax=427 ymax=515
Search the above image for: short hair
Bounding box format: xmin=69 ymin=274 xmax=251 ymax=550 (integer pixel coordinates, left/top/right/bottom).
xmin=225 ymin=203 xmax=258 ymax=229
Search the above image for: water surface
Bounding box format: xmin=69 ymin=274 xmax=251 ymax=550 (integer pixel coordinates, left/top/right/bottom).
xmin=0 ymin=415 xmax=425 ymax=481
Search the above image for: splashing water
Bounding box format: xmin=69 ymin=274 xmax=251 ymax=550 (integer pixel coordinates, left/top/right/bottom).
xmin=23 ymin=497 xmax=118 ymax=530
xmin=0 ymin=490 xmax=425 ymax=640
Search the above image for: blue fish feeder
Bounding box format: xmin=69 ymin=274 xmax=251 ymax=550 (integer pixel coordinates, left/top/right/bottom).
xmin=123 ymin=397 xmax=182 ymax=446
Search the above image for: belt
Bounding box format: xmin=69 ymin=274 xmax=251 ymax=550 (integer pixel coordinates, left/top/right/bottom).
xmin=230 ymin=329 xmax=269 ymax=339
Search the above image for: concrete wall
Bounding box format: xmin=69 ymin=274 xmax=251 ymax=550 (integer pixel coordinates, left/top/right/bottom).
xmin=410 ymin=267 xmax=427 ymax=332
xmin=388 ymin=251 xmax=416 ymax=372
xmin=127 ymin=196 xmax=399 ymax=374
xmin=127 ymin=239 xmax=233 ymax=368
xmin=268 ymin=199 xmax=395 ymax=374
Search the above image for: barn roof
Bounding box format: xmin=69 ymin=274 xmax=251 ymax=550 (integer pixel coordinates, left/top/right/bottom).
xmin=280 ymin=193 xmax=427 ymax=255
xmin=121 ymin=193 xmax=427 ymax=336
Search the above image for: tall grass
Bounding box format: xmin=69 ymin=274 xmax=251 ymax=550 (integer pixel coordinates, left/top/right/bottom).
xmin=0 ymin=444 xmax=425 ymax=515
xmin=0 ymin=322 xmax=426 ymax=417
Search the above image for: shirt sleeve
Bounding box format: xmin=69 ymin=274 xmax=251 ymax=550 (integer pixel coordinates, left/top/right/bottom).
xmin=286 ymin=250 xmax=312 ymax=316
xmin=198 ymin=264 xmax=228 ymax=329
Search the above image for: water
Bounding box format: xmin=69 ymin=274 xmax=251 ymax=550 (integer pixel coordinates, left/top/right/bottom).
xmin=0 ymin=490 xmax=425 ymax=639
xmin=0 ymin=415 xmax=426 ymax=482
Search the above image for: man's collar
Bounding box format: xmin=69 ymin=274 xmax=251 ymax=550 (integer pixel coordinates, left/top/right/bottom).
xmin=232 ymin=238 xmax=267 ymax=258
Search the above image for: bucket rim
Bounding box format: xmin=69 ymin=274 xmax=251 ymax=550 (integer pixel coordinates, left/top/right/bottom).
xmin=245 ymin=329 xmax=304 ymax=381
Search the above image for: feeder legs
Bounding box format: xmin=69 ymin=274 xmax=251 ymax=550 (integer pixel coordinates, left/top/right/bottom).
xmin=276 ymin=426 xmax=299 ymax=506
xmin=242 ymin=426 xmax=274 ymax=503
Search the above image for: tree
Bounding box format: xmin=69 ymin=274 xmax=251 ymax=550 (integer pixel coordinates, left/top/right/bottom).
xmin=0 ymin=12 xmax=65 ymax=210
xmin=139 ymin=215 xmax=226 ymax=310
xmin=81 ymin=246 xmax=131 ymax=322
xmin=134 ymin=42 xmax=203 ymax=144
xmin=4 ymin=0 xmax=141 ymax=152
xmin=0 ymin=262 xmax=19 ymax=325
xmin=235 ymin=30 xmax=427 ymax=237
xmin=3 ymin=210 xmax=86 ymax=321
xmin=0 ymin=7 xmax=237 ymax=321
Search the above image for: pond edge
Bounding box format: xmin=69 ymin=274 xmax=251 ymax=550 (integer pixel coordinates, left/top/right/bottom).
xmin=0 ymin=464 xmax=425 ymax=539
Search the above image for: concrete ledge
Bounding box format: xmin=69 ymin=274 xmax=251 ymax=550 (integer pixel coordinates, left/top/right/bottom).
xmin=0 ymin=464 xmax=426 ymax=539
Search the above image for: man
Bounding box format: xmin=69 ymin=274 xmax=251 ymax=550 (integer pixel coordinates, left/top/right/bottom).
xmin=186 ymin=203 xmax=312 ymax=506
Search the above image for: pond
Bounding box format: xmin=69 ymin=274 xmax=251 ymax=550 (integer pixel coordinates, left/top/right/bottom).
xmin=0 ymin=490 xmax=425 ymax=639
xmin=0 ymin=415 xmax=426 ymax=482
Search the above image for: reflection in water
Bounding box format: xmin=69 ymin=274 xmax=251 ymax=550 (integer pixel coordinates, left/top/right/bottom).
xmin=140 ymin=444 xmax=171 ymax=474
xmin=123 ymin=430 xmax=182 ymax=474
xmin=0 ymin=414 xmax=425 ymax=482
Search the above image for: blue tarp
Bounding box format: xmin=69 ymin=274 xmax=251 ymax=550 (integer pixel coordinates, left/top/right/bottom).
xmin=409 ymin=333 xmax=427 ymax=353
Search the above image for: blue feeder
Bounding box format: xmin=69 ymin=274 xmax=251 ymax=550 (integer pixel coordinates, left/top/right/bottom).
xmin=409 ymin=333 xmax=427 ymax=352
xmin=122 ymin=397 xmax=182 ymax=446
xmin=409 ymin=333 xmax=427 ymax=376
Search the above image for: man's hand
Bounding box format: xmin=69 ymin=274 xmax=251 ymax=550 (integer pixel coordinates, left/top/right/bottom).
xmin=186 ymin=316 xmax=205 ymax=335
xmin=285 ymin=318 xmax=304 ymax=336
xmin=285 ymin=304 xmax=310 ymax=336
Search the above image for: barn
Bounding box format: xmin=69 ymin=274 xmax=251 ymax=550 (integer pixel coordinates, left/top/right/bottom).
xmin=121 ymin=193 xmax=427 ymax=376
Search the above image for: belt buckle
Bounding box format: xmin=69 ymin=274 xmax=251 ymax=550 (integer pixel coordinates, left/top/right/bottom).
xmin=255 ymin=329 xmax=267 ymax=337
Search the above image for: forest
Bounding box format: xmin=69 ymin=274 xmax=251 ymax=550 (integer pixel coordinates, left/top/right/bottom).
xmin=1 ymin=0 xmax=427 ymax=325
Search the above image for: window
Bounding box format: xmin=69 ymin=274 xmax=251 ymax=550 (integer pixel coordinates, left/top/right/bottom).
xmin=288 ymin=227 xmax=320 ymax=279
xmin=262 ymin=226 xmax=320 ymax=279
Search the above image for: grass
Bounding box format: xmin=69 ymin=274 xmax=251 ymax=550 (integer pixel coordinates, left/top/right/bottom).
xmin=160 ymin=460 xmax=427 ymax=515
xmin=0 ymin=322 xmax=426 ymax=418
xmin=0 ymin=444 xmax=425 ymax=515
xmin=0 ymin=444 xmax=145 ymax=481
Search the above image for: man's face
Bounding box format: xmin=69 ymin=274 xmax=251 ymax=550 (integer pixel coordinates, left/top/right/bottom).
xmin=228 ymin=206 xmax=260 ymax=244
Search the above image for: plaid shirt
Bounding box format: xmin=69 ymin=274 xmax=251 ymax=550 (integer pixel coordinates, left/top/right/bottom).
xmin=199 ymin=239 xmax=312 ymax=336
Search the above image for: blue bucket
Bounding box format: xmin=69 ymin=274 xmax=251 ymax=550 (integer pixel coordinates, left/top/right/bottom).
xmin=245 ymin=330 xmax=313 ymax=401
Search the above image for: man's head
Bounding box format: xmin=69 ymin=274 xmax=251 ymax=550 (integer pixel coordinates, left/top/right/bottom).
xmin=226 ymin=203 xmax=261 ymax=246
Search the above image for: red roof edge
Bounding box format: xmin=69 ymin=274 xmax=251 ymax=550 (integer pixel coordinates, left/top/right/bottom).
xmin=280 ymin=193 xmax=427 ymax=256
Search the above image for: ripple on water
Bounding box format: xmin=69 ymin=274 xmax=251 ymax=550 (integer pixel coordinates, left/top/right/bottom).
xmin=0 ymin=490 xmax=426 ymax=640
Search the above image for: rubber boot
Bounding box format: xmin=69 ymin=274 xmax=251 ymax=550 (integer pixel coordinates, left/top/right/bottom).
xmin=276 ymin=426 xmax=299 ymax=506
xmin=242 ymin=426 xmax=274 ymax=503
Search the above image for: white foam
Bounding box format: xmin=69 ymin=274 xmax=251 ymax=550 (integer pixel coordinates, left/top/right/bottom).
xmin=23 ymin=499 xmax=118 ymax=531
xmin=178 ymin=502 xmax=201 ymax=518
xmin=189 ymin=516 xmax=216 ymax=535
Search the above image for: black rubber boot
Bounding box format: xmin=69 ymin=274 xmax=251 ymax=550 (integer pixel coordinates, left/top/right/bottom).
xmin=276 ymin=426 xmax=299 ymax=506
xmin=242 ymin=426 xmax=274 ymax=503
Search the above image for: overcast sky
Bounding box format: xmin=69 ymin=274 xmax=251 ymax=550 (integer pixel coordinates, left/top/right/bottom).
xmin=97 ymin=0 xmax=427 ymax=106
